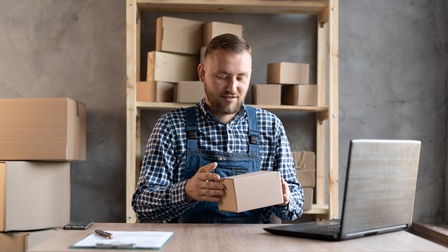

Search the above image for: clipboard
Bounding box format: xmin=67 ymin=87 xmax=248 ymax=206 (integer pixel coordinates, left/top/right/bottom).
xmin=71 ymin=230 xmax=174 ymax=249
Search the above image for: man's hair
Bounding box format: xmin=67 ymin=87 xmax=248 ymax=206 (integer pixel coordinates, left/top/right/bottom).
xmin=204 ymin=33 xmax=252 ymax=58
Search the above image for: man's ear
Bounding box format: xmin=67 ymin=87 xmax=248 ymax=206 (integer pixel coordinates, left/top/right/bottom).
xmin=197 ymin=63 xmax=205 ymax=82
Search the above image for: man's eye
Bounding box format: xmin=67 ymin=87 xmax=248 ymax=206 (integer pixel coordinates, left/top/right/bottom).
xmin=217 ymin=74 xmax=227 ymax=79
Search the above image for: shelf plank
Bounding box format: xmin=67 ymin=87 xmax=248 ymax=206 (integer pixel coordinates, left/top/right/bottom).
xmin=303 ymin=204 xmax=329 ymax=215
xmin=136 ymin=0 xmax=329 ymax=14
xmin=136 ymin=102 xmax=329 ymax=112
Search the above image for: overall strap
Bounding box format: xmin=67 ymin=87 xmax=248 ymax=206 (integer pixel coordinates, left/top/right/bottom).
xmin=245 ymin=106 xmax=260 ymax=154
xmin=185 ymin=106 xmax=198 ymax=149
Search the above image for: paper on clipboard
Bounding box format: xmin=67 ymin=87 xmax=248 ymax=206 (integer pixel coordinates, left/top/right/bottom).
xmin=72 ymin=231 xmax=174 ymax=249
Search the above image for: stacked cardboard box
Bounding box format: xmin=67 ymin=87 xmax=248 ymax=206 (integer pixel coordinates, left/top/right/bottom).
xmin=141 ymin=16 xmax=244 ymax=103
xmin=0 ymin=98 xmax=86 ymax=251
xmin=292 ymin=151 xmax=316 ymax=210
xmin=252 ymin=62 xmax=318 ymax=106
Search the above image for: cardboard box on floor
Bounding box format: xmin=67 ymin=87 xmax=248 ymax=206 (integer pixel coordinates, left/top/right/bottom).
xmin=0 ymin=161 xmax=70 ymax=232
xmin=156 ymin=16 xmax=203 ymax=55
xmin=147 ymin=51 xmax=199 ymax=83
xmin=292 ymin=151 xmax=316 ymax=188
xmin=175 ymin=81 xmax=205 ymax=103
xmin=203 ymin=21 xmax=244 ymax=45
xmin=219 ymin=171 xmax=283 ymax=213
xmin=267 ymin=62 xmax=310 ymax=85
xmin=0 ymin=98 xmax=86 ymax=161
xmin=137 ymin=81 xmax=175 ymax=102
xmin=282 ymin=84 xmax=318 ymax=106
xmin=0 ymin=228 xmax=58 ymax=252
xmin=252 ymin=84 xmax=281 ymax=105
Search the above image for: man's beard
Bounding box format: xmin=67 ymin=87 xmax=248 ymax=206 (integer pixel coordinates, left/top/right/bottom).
xmin=205 ymin=85 xmax=244 ymax=115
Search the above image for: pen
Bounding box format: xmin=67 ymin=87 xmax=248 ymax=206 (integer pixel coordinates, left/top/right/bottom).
xmin=95 ymin=229 xmax=114 ymax=239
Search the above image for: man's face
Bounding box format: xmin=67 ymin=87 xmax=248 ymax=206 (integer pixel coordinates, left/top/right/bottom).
xmin=198 ymin=48 xmax=252 ymax=118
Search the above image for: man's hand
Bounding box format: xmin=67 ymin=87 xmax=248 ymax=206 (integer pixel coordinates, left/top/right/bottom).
xmin=278 ymin=178 xmax=290 ymax=206
xmin=185 ymin=162 xmax=225 ymax=202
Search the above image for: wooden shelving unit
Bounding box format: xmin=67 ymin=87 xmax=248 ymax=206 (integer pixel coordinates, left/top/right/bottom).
xmin=126 ymin=0 xmax=339 ymax=223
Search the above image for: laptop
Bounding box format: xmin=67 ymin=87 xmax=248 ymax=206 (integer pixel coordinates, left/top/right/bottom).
xmin=264 ymin=139 xmax=421 ymax=241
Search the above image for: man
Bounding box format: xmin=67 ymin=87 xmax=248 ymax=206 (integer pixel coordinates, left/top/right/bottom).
xmin=132 ymin=33 xmax=304 ymax=223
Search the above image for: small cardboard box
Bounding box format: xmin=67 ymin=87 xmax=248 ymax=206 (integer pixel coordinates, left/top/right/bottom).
xmin=175 ymin=81 xmax=205 ymax=103
xmin=136 ymin=81 xmax=175 ymax=102
xmin=282 ymin=84 xmax=318 ymax=106
xmin=252 ymin=84 xmax=281 ymax=105
xmin=147 ymin=51 xmax=199 ymax=83
xmin=0 ymin=98 xmax=86 ymax=161
xmin=203 ymin=21 xmax=244 ymax=45
xmin=156 ymin=16 xmax=203 ymax=55
xmin=292 ymin=151 xmax=316 ymax=188
xmin=219 ymin=171 xmax=283 ymax=213
xmin=0 ymin=161 xmax=70 ymax=232
xmin=267 ymin=62 xmax=309 ymax=85
xmin=0 ymin=228 xmax=58 ymax=252
xmin=303 ymin=187 xmax=314 ymax=210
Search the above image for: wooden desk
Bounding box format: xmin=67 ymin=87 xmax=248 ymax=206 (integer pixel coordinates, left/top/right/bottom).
xmin=29 ymin=223 xmax=448 ymax=251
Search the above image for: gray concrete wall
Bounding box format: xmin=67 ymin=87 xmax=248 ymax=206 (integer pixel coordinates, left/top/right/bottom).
xmin=0 ymin=0 xmax=446 ymax=224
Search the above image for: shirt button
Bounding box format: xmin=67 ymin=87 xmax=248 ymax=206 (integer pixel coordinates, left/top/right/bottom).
xmin=228 ymin=150 xmax=233 ymax=153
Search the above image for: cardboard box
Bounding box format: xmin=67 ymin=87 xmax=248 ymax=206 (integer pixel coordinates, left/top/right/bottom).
xmin=156 ymin=16 xmax=203 ymax=55
xmin=147 ymin=51 xmax=199 ymax=83
xmin=252 ymin=84 xmax=281 ymax=105
xmin=303 ymin=187 xmax=313 ymax=210
xmin=267 ymin=62 xmax=309 ymax=85
xmin=203 ymin=21 xmax=244 ymax=45
xmin=292 ymin=151 xmax=316 ymax=188
xmin=175 ymin=81 xmax=205 ymax=103
xmin=0 ymin=98 xmax=86 ymax=161
xmin=219 ymin=171 xmax=283 ymax=213
xmin=282 ymin=84 xmax=318 ymax=106
xmin=0 ymin=161 xmax=70 ymax=232
xmin=136 ymin=81 xmax=175 ymax=102
xmin=0 ymin=228 xmax=57 ymax=252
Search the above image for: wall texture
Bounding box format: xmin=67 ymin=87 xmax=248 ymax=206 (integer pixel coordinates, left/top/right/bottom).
xmin=0 ymin=0 xmax=446 ymax=224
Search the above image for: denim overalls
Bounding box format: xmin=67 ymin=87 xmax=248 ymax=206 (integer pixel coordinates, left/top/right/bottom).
xmin=177 ymin=106 xmax=263 ymax=223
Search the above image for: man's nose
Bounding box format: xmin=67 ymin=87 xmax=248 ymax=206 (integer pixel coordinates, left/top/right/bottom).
xmin=226 ymin=78 xmax=238 ymax=92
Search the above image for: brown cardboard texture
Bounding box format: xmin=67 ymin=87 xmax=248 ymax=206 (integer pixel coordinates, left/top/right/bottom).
xmin=137 ymin=81 xmax=175 ymax=102
xmin=147 ymin=51 xmax=199 ymax=83
xmin=0 ymin=162 xmax=70 ymax=232
xmin=156 ymin=16 xmax=203 ymax=55
xmin=0 ymin=228 xmax=57 ymax=252
xmin=303 ymin=187 xmax=314 ymax=210
xmin=0 ymin=98 xmax=86 ymax=161
xmin=282 ymin=84 xmax=318 ymax=106
xmin=203 ymin=21 xmax=243 ymax=46
xmin=252 ymin=84 xmax=281 ymax=105
xmin=175 ymin=81 xmax=205 ymax=103
xmin=292 ymin=151 xmax=316 ymax=188
xmin=267 ymin=62 xmax=309 ymax=85
xmin=219 ymin=171 xmax=283 ymax=213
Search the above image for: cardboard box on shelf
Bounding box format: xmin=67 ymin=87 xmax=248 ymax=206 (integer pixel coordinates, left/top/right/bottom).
xmin=282 ymin=84 xmax=318 ymax=106
xmin=219 ymin=171 xmax=283 ymax=213
xmin=0 ymin=161 xmax=70 ymax=232
xmin=252 ymin=84 xmax=281 ymax=105
xmin=203 ymin=21 xmax=244 ymax=45
xmin=0 ymin=98 xmax=86 ymax=161
xmin=303 ymin=187 xmax=314 ymax=210
xmin=147 ymin=51 xmax=199 ymax=83
xmin=0 ymin=228 xmax=58 ymax=252
xmin=175 ymin=81 xmax=205 ymax=103
xmin=136 ymin=81 xmax=175 ymax=102
xmin=292 ymin=151 xmax=316 ymax=188
xmin=267 ymin=62 xmax=310 ymax=85
xmin=156 ymin=16 xmax=203 ymax=55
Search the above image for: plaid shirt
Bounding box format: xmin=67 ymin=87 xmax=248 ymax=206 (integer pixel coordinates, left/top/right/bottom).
xmin=132 ymin=99 xmax=304 ymax=223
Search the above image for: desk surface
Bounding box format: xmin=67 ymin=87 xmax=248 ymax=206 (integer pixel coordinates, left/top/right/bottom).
xmin=29 ymin=223 xmax=448 ymax=252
